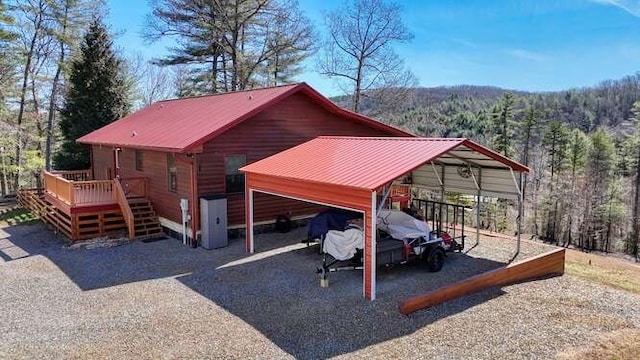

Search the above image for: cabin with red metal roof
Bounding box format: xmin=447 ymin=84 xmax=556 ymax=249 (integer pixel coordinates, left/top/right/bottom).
xmin=19 ymin=83 xmax=410 ymax=242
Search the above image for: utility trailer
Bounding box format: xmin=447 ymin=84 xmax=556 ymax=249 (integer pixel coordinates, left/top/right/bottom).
xmin=316 ymin=207 xmax=465 ymax=285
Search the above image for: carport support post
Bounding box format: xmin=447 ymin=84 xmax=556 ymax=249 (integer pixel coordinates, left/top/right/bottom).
xmin=476 ymin=191 xmax=481 ymax=245
xmin=246 ymin=188 xmax=255 ymax=253
xmin=365 ymin=191 xmax=378 ymax=300
xmin=517 ymin=173 xmax=524 ymax=255
xmin=475 ymin=168 xmax=482 ymax=246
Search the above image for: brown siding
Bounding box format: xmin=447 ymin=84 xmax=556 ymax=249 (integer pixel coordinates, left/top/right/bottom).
xmin=197 ymin=92 xmax=396 ymax=225
xmin=92 ymin=145 xmax=192 ymax=224
xmin=92 ymin=146 xmax=113 ymax=180
xmin=91 ymin=92 xmax=400 ymax=229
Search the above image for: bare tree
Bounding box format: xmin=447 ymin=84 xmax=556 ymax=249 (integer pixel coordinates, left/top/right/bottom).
xmin=45 ymin=0 xmax=103 ymax=171
xmin=11 ymin=0 xmax=50 ymax=192
xmin=630 ymin=101 xmax=640 ymax=259
xmin=317 ymin=0 xmax=415 ymax=113
xmin=126 ymin=52 xmax=174 ymax=108
xmin=144 ymin=0 xmax=314 ymax=94
xmin=258 ymin=2 xmax=315 ymax=86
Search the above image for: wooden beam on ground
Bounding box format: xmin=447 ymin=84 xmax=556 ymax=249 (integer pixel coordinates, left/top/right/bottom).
xmin=399 ymin=248 xmax=565 ymax=315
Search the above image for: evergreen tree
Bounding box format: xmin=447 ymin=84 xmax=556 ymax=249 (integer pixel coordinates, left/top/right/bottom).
xmin=630 ymin=101 xmax=640 ymax=258
xmin=45 ymin=0 xmax=104 ymax=171
xmin=0 ymin=0 xmax=17 ymax=111
xmin=541 ymin=120 xmax=569 ymax=243
xmin=491 ymin=92 xmax=515 ymax=157
xmin=145 ymin=0 xmax=314 ymax=93
xmin=580 ymin=129 xmax=616 ymax=250
xmin=54 ymin=18 xmax=129 ymax=170
xmin=0 ymin=0 xmax=16 ymax=41
xmin=563 ymin=128 xmax=589 ymax=246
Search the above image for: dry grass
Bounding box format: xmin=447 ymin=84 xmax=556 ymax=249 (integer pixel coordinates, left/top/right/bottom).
xmin=565 ymin=249 xmax=640 ymax=294
xmin=556 ymin=328 xmax=640 ymax=360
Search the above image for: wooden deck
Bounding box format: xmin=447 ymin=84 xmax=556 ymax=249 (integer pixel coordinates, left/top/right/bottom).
xmin=17 ymin=171 xmax=151 ymax=241
xmin=399 ymin=248 xmax=566 ymax=315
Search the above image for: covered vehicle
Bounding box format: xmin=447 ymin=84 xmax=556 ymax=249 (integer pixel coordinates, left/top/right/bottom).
xmin=318 ymin=210 xmax=448 ymax=283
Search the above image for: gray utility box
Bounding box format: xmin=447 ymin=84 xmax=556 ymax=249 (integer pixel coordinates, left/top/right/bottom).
xmin=200 ymin=195 xmax=228 ymax=250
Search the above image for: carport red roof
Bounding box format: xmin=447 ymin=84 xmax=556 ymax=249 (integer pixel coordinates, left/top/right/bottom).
xmin=77 ymin=83 xmax=410 ymax=153
xmin=241 ymin=136 xmax=529 ymax=190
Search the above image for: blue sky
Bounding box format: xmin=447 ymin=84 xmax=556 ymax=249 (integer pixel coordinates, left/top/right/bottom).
xmin=106 ymin=0 xmax=640 ymax=96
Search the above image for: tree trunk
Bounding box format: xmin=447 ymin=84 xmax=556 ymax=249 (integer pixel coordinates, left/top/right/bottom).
xmin=47 ymin=5 xmax=70 ymax=170
xmin=14 ymin=28 xmax=41 ymax=192
xmin=633 ymin=146 xmax=640 ymax=259
xmin=0 ymin=149 xmax=7 ymax=197
xmin=353 ymin=60 xmax=363 ymax=113
xmin=13 ymin=1 xmax=46 ymax=192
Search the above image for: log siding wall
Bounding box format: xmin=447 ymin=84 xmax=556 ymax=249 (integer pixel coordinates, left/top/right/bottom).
xmin=92 ymin=92 xmax=400 ymax=227
xmin=197 ymin=93 xmax=393 ymax=225
xmin=92 ymin=146 xmax=191 ymax=223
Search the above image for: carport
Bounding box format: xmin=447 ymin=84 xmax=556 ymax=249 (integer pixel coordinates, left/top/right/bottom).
xmin=241 ymin=136 xmax=529 ymax=300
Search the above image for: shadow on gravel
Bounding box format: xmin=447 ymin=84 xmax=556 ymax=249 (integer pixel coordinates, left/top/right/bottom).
xmin=176 ymin=230 xmax=508 ymax=360
xmin=0 ymin=222 xmax=233 ymax=290
xmin=2 ymin=221 xmax=508 ymax=358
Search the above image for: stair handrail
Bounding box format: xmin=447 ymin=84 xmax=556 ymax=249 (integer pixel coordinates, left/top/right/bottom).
xmin=113 ymin=180 xmax=135 ymax=239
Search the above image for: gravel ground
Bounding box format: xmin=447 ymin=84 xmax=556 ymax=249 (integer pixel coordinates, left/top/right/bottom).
xmin=1 ymin=221 xmax=639 ymax=359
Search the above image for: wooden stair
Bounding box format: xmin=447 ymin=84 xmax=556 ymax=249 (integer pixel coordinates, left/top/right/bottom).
xmin=128 ymin=198 xmax=164 ymax=240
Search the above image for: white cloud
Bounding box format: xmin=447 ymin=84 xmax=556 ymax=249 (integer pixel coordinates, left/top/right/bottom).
xmin=450 ymin=38 xmax=481 ymax=49
xmin=589 ymin=0 xmax=640 ymax=17
xmin=505 ymin=49 xmax=550 ymax=63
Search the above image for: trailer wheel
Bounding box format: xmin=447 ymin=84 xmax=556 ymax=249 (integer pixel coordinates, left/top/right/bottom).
xmin=426 ymin=247 xmax=445 ymax=272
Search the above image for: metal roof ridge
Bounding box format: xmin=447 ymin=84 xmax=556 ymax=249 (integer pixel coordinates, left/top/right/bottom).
xmin=316 ymin=136 xmax=467 ymax=141
xmin=156 ymin=83 xmax=302 ymax=104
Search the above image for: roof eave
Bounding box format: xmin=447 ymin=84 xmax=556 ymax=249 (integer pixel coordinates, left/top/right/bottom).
xmin=77 ymin=140 xmax=201 ymax=154
xmin=297 ymin=84 xmax=415 ymax=138
xmin=461 ymin=139 xmax=530 ymax=173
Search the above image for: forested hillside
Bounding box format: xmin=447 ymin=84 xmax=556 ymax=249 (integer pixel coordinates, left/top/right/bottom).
xmin=363 ymin=74 xmax=640 ymax=259
xmin=1 ymin=0 xmax=638 ymax=259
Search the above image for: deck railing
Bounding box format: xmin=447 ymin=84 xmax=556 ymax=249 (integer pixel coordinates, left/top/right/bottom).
xmin=120 ymin=177 xmax=147 ymax=198
xmin=72 ymin=180 xmax=115 ymax=205
xmin=391 ymin=183 xmax=411 ymax=196
xmin=44 ymin=171 xmax=74 ymax=205
xmin=51 ymin=169 xmax=93 ymax=181
xmin=113 ymin=180 xmax=135 ymax=239
xmin=44 ymin=171 xmax=114 ymax=206
xmin=44 ymin=171 xmax=148 ymax=207
xmin=43 ymin=170 xmax=137 ymax=239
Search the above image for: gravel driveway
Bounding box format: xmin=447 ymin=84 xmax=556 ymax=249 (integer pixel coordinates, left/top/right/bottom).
xmin=1 ymin=222 xmax=638 ymax=359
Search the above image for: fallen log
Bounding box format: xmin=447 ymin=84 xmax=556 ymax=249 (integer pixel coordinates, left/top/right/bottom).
xmin=399 ymin=248 xmax=565 ymax=315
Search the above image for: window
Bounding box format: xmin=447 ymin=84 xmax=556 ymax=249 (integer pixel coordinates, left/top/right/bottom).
xmin=225 ymin=154 xmax=246 ymax=193
xmin=167 ymin=154 xmax=177 ymax=192
xmin=135 ymin=150 xmax=143 ymax=171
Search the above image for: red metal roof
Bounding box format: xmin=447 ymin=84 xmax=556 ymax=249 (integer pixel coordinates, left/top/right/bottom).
xmin=241 ymin=137 xmax=529 ymax=190
xmin=77 ymin=83 xmax=411 ymax=153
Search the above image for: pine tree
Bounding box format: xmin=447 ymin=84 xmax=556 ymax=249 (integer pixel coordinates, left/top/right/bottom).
xmin=541 ymin=120 xmax=569 ymax=243
xmin=491 ymin=92 xmax=515 ymax=157
xmin=630 ymin=101 xmax=640 ymax=259
xmin=563 ymin=128 xmax=588 ymax=246
xmin=580 ymin=129 xmax=616 ymax=251
xmin=0 ymin=0 xmax=17 ymax=111
xmin=45 ymin=0 xmax=103 ymax=171
xmin=145 ymin=0 xmax=314 ymax=93
xmin=54 ymin=18 xmax=129 ymax=170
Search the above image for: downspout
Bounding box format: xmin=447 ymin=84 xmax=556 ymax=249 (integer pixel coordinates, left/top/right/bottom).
xmin=191 ymin=154 xmax=199 ymax=247
xmin=114 ymin=147 xmax=122 ymax=181
xmin=177 ymin=153 xmax=199 ymax=247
